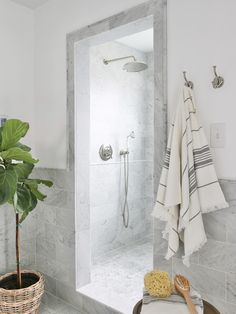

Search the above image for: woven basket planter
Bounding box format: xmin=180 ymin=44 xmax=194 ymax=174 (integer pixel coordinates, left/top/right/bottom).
xmin=0 ymin=270 xmax=44 ymax=314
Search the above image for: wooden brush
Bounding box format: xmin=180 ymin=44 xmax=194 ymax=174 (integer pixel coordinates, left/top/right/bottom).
xmin=174 ymin=274 xmax=198 ymax=314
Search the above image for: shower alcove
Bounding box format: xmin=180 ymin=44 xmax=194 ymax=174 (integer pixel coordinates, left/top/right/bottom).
xmin=68 ymin=1 xmax=167 ymax=313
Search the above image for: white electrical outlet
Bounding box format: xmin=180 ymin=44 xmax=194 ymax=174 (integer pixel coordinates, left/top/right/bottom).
xmin=210 ymin=123 xmax=226 ymax=148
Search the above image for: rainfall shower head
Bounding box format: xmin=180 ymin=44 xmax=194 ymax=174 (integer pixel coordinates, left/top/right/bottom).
xmin=103 ymin=55 xmax=148 ymax=72
xmin=123 ymin=61 xmax=148 ymax=72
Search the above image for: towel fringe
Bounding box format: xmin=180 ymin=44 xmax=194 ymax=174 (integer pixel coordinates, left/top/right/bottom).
xmin=182 ymin=236 xmax=207 ymax=267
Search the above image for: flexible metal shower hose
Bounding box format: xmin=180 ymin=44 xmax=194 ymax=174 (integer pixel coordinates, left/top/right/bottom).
xmin=122 ymin=153 xmax=130 ymax=228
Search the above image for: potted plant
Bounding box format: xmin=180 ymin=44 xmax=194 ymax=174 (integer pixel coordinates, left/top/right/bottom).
xmin=0 ymin=119 xmax=53 ymax=314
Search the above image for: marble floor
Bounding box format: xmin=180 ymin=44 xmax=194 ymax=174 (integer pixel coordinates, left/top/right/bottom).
xmin=79 ymin=240 xmax=153 ymax=314
xmin=41 ymin=298 xmax=83 ymax=314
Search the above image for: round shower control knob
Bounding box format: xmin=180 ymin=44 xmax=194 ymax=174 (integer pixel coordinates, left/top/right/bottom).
xmin=99 ymin=144 xmax=113 ymax=161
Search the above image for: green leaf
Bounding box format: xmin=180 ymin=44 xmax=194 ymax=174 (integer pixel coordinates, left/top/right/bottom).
xmin=0 ymin=147 xmax=38 ymax=164
xmin=14 ymin=184 xmax=37 ymax=223
xmin=15 ymin=142 xmax=31 ymax=152
xmin=25 ymin=178 xmax=53 ymax=187
xmin=13 ymin=163 xmax=34 ymax=180
xmin=27 ymin=184 xmax=46 ymax=201
xmin=0 ymin=168 xmax=17 ymax=205
xmin=1 ymin=119 xmax=29 ymax=151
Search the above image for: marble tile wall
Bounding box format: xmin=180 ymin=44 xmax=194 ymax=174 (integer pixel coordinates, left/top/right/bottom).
xmin=33 ymin=168 xmax=76 ymax=289
xmin=0 ymin=204 xmax=36 ymax=275
xmin=90 ymin=41 xmax=154 ymax=261
xmin=154 ymin=179 xmax=236 ymax=314
xmin=1 ymin=1 xmax=167 ymax=314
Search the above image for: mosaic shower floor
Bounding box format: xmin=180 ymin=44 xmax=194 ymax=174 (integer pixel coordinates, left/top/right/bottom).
xmin=79 ymin=240 xmax=153 ymax=314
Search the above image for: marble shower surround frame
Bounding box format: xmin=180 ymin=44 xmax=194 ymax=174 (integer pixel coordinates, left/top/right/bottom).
xmin=35 ymin=0 xmax=168 ymax=312
xmin=35 ymin=1 xmax=236 ymax=313
xmin=66 ymin=0 xmax=167 ymax=292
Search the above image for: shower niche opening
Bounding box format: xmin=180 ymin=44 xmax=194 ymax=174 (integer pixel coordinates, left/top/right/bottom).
xmin=73 ymin=10 xmax=166 ymax=313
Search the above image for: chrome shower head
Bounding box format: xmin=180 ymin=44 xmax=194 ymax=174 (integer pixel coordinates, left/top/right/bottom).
xmin=103 ymin=55 xmax=148 ymax=72
xmin=123 ymin=61 xmax=148 ymax=72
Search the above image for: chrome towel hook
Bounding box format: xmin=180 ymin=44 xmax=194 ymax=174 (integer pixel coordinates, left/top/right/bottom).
xmin=212 ymin=66 xmax=224 ymax=88
xmin=183 ymin=71 xmax=194 ymax=89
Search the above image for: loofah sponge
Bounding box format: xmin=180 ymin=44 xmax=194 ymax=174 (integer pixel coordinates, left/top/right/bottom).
xmin=144 ymin=270 xmax=173 ymax=298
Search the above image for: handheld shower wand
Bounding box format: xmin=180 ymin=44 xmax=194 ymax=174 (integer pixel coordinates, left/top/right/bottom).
xmin=120 ymin=131 xmax=135 ymax=228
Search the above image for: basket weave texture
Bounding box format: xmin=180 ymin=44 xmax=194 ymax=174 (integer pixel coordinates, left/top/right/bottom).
xmin=0 ymin=270 xmax=44 ymax=314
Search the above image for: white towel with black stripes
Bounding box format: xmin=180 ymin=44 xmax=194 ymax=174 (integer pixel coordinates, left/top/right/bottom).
xmin=141 ymin=289 xmax=203 ymax=314
xmin=152 ymin=86 xmax=229 ymax=266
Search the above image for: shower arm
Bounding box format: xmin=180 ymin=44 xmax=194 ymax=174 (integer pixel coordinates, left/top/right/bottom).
xmin=103 ymin=55 xmax=136 ymax=65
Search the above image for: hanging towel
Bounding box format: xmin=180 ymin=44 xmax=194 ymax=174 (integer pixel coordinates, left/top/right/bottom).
xmin=152 ymin=86 xmax=229 ymax=266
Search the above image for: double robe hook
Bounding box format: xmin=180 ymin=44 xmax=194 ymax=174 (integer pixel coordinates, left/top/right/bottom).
xmin=183 ymin=66 xmax=224 ymax=89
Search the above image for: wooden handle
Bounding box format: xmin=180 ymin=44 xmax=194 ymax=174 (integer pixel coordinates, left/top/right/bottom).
xmin=184 ymin=293 xmax=198 ymax=314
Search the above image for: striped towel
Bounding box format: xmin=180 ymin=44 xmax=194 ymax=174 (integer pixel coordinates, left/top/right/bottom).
xmin=143 ymin=289 xmax=203 ymax=307
xmin=141 ymin=289 xmax=204 ymax=314
xmin=152 ymin=86 xmax=229 ymax=266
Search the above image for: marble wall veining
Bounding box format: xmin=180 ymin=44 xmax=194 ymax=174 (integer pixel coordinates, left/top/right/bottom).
xmin=1 ymin=2 xmax=167 ymax=314
xmin=154 ymin=179 xmax=236 ymax=314
xmin=90 ymin=41 xmax=154 ymax=261
xmin=35 ymin=1 xmax=167 ymax=313
xmin=0 ymin=204 xmax=36 ymax=275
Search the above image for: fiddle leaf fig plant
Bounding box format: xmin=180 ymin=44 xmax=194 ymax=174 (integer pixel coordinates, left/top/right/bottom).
xmin=0 ymin=119 xmax=53 ymax=288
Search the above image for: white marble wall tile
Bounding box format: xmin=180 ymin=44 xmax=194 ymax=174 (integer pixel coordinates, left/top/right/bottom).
xmin=0 ymin=203 xmax=37 ymax=274
xmin=56 ymin=242 xmax=75 ymax=267
xmin=225 ymin=204 xmax=236 ymax=244
xmin=36 ymin=254 xmax=57 ymax=279
xmin=36 ymin=238 xmax=56 ymax=260
xmin=36 ymin=203 xmax=56 ymax=226
xmin=56 ymin=205 xmax=75 ymax=230
xmin=43 ymin=273 xmax=57 ymax=296
xmin=56 ymin=280 xmax=85 ymax=310
xmin=173 ymin=258 xmax=226 ymax=299
xmin=55 ymin=261 xmax=76 ymax=288
xmin=220 ymin=180 xmax=236 ymax=202
xmin=199 ymin=239 xmax=236 ymax=273
xmin=37 ymin=222 xmax=57 ymax=243
xmin=91 ymin=196 xmax=154 ymax=260
xmin=227 ymin=273 xmax=236 ymax=305
xmin=76 ymin=229 xmax=91 ymax=287
xmin=153 ymin=254 xmax=172 ymax=274
xmin=33 ymin=169 xmax=74 ymax=192
xmin=90 ymin=164 xmax=121 ymax=208
xmin=202 ymin=210 xmax=226 ymax=242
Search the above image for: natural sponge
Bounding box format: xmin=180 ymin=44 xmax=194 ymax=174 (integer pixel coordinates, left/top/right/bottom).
xmin=144 ymin=270 xmax=173 ymax=298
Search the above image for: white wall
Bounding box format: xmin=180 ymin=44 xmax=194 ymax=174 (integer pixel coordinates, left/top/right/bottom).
xmin=168 ymin=0 xmax=236 ymax=179
xmin=0 ymin=0 xmax=35 ymax=151
xmin=34 ymin=0 xmax=236 ymax=178
xmin=34 ymin=0 xmax=147 ymax=169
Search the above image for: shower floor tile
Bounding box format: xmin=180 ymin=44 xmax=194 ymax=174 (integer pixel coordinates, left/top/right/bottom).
xmin=79 ymin=240 xmax=153 ymax=314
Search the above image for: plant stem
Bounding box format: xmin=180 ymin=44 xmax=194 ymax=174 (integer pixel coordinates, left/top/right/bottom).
xmin=16 ymin=213 xmax=22 ymax=289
